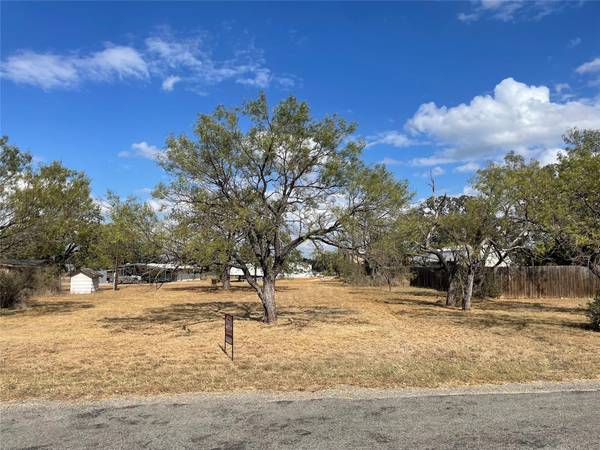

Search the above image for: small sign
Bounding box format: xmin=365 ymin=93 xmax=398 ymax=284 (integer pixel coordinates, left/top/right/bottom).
xmin=224 ymin=313 xmax=234 ymax=360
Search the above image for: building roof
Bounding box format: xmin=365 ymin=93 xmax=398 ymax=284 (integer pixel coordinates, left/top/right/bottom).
xmin=0 ymin=259 xmax=46 ymax=268
xmin=71 ymin=268 xmax=101 ymax=279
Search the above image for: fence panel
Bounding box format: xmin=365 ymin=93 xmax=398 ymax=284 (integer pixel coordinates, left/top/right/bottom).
xmin=410 ymin=266 xmax=600 ymax=298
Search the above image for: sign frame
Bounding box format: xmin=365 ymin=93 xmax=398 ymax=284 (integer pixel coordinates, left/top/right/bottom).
xmin=224 ymin=313 xmax=234 ymax=360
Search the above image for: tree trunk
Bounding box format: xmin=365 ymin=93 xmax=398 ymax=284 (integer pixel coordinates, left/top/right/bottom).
xmin=463 ymin=270 xmax=474 ymax=311
xmin=221 ymin=266 xmax=231 ymax=290
xmin=112 ymin=260 xmax=119 ymax=291
xmin=446 ymin=270 xmax=462 ymax=307
xmin=384 ymin=273 xmax=392 ymax=291
xmin=364 ymin=260 xmax=374 ymax=277
xmin=259 ymin=276 xmax=277 ymax=324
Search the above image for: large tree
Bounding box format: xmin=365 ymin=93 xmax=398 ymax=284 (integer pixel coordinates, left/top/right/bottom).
xmin=0 ymin=136 xmax=33 ymax=255
xmin=555 ymin=129 xmax=600 ymax=278
xmin=473 ymin=129 xmax=600 ymax=279
xmin=165 ymin=201 xmax=239 ymax=289
xmin=158 ymin=93 xmax=407 ymax=323
xmin=0 ymin=137 xmax=100 ymax=269
xmin=90 ymin=193 xmax=164 ymax=290
xmin=327 ymin=164 xmax=413 ymax=289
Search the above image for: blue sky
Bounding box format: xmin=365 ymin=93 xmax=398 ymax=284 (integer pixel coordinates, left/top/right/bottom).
xmin=2 ymin=1 xmax=600 ymax=205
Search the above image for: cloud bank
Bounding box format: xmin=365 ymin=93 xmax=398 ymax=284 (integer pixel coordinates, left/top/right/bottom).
xmin=1 ymin=33 xmax=296 ymax=92
xmin=405 ymin=77 xmax=600 ymax=165
xmin=1 ymin=46 xmax=148 ymax=90
xmin=457 ymin=0 xmax=580 ymax=23
xmin=118 ymin=142 xmax=163 ymax=161
xmin=371 ymin=78 xmax=600 ymax=169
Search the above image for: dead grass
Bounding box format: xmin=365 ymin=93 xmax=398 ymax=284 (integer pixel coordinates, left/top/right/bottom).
xmin=1 ymin=279 xmax=599 ymax=401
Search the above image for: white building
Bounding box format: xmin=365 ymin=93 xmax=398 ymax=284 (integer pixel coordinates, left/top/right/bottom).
xmin=413 ymin=247 xmax=511 ymax=267
xmin=229 ymin=265 xmax=264 ymax=279
xmin=70 ymin=269 xmax=100 ymax=294
xmin=281 ymin=262 xmax=314 ymax=279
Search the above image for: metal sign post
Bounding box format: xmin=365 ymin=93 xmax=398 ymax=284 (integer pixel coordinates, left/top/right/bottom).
xmin=224 ymin=313 xmax=234 ymax=360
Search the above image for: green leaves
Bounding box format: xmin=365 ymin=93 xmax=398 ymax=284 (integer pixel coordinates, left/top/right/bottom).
xmin=161 ymin=93 xmax=371 ymax=271
xmin=89 ymin=193 xmax=164 ymax=269
xmin=471 ymin=128 xmax=600 ymax=273
xmin=1 ymin=137 xmax=100 ymax=265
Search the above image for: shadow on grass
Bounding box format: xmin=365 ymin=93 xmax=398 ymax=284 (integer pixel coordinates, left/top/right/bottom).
xmin=348 ymin=288 xmax=443 ymax=300
xmin=475 ymin=300 xmax=587 ymax=316
xmin=394 ymin=289 xmax=445 ymax=297
xmin=0 ymin=301 xmax=95 ymax=317
xmin=385 ymin=295 xmax=586 ymax=316
xmin=100 ymin=301 xmax=364 ymax=333
xmin=164 ymin=284 xmax=296 ymax=294
xmin=384 ymin=298 xmax=446 ymax=308
xmin=385 ymin=300 xmax=589 ymax=334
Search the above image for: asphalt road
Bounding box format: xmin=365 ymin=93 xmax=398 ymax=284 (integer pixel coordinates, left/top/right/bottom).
xmin=2 ymin=382 xmax=599 ymax=449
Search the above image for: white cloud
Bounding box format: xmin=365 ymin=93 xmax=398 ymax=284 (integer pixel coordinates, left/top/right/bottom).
xmin=554 ymin=83 xmax=575 ymax=101
xmin=367 ymin=131 xmax=413 ymax=148
xmin=554 ymin=83 xmax=570 ymax=94
xmin=458 ymin=0 xmax=577 ymax=23
xmin=424 ymin=166 xmax=445 ymax=177
xmin=161 ymin=75 xmax=181 ymax=91
xmin=93 ymin=197 xmax=111 ymax=216
xmin=576 ymin=57 xmax=600 ymax=74
xmin=147 ymin=198 xmax=172 ymax=213
xmin=462 ymin=185 xmax=479 ymax=196
xmin=0 ymin=52 xmax=79 ymax=89
xmin=144 ymin=34 xmax=295 ymax=90
xmin=406 ymin=77 xmax=600 ymax=164
xmin=411 ymin=156 xmax=454 ymax=167
xmin=457 ymin=12 xmax=480 ymax=23
xmin=0 ymin=46 xmax=148 ymax=90
xmin=381 ymin=157 xmax=402 ymax=166
xmin=531 ymin=147 xmax=565 ymax=166
xmin=118 ymin=142 xmax=163 ymax=161
xmin=236 ymin=67 xmax=272 ymax=88
xmin=85 ymin=46 xmax=149 ymax=81
xmin=1 ymin=33 xmax=296 ymax=92
xmin=568 ymin=37 xmax=582 ymax=48
xmin=454 ymin=161 xmax=481 ymax=173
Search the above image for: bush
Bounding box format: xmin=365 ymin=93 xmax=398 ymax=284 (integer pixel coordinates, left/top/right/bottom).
xmin=476 ymin=273 xmax=502 ymax=298
xmin=587 ymin=293 xmax=600 ymax=331
xmin=0 ymin=271 xmax=31 ymax=309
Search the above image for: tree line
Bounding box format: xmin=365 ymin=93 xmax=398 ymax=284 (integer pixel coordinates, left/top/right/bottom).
xmin=1 ymin=95 xmax=599 ymax=325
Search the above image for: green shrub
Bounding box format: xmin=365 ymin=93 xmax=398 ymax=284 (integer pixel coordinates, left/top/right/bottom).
xmin=476 ymin=272 xmax=502 ymax=298
xmin=587 ymin=293 xmax=600 ymax=331
xmin=0 ymin=272 xmax=31 ymax=309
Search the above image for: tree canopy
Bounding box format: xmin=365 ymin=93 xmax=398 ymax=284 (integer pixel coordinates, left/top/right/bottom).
xmin=0 ymin=136 xmax=100 ymax=267
xmin=89 ymin=193 xmax=164 ymax=289
xmin=157 ymin=93 xmax=411 ymax=322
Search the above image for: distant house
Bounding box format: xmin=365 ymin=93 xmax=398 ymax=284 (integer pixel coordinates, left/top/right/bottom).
xmin=229 ymin=265 xmax=264 ymax=280
xmin=413 ymin=247 xmax=512 ymax=268
xmin=281 ymin=262 xmax=314 ymax=279
xmin=70 ymin=268 xmax=100 ymax=294
xmin=0 ymin=259 xmax=48 ymax=286
xmin=0 ymin=259 xmax=46 ymax=274
xmin=228 ymin=263 xmax=314 ymax=280
xmin=104 ymin=263 xmax=204 ymax=285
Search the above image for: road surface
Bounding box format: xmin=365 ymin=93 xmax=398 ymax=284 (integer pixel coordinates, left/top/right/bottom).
xmin=2 ymin=381 xmax=599 ymax=449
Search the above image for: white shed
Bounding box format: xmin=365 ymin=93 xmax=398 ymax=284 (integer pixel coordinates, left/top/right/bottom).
xmin=70 ymin=269 xmax=100 ymax=294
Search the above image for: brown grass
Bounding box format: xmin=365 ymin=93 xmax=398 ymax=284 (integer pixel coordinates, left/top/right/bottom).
xmin=1 ymin=279 xmax=599 ymax=401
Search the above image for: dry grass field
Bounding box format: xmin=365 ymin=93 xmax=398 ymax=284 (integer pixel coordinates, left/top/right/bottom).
xmin=1 ymin=278 xmax=599 ymax=401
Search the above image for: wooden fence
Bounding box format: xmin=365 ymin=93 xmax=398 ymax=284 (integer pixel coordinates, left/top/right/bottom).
xmin=410 ymin=266 xmax=600 ymax=298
